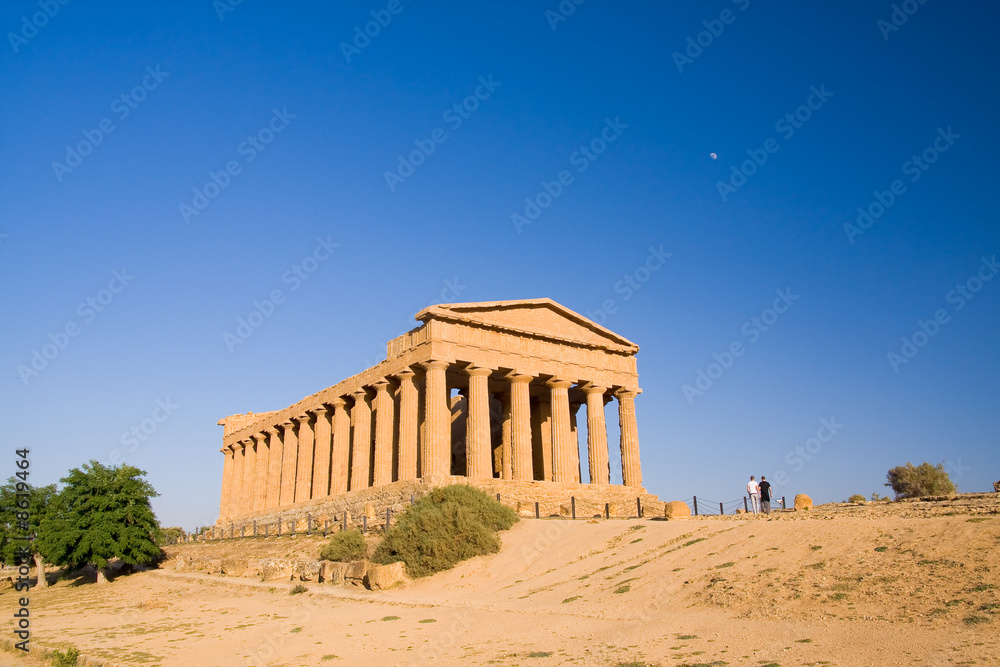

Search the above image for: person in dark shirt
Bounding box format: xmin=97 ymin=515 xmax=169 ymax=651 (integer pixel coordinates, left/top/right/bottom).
xmin=758 ymin=476 xmax=772 ymax=514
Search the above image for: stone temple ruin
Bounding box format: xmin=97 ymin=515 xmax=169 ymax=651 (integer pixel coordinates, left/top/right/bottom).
xmin=216 ymin=299 xmax=662 ymax=528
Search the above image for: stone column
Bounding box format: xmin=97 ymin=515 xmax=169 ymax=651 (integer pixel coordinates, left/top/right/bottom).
xmin=584 ymin=386 xmax=610 ymax=484
xmin=231 ymin=444 xmax=244 ymax=519
xmin=330 ymin=398 xmax=351 ymax=495
xmin=548 ymin=379 xmax=574 ymax=483
xmin=350 ymin=389 xmax=372 ymax=491
xmin=278 ymin=421 xmax=297 ymax=506
xmin=509 ymin=374 xmax=533 ymax=481
xmin=395 ymin=369 xmax=418 ymax=481
xmin=373 ymin=379 xmax=395 ymax=487
xmin=294 ymin=414 xmax=314 ymax=503
xmin=311 ymin=406 xmax=332 ymax=499
xmin=251 ymin=432 xmax=269 ymax=512
xmin=241 ymin=439 xmax=256 ymax=517
xmin=219 ymin=447 xmax=233 ymax=521
xmin=264 ymin=427 xmax=282 ymax=509
xmin=499 ymin=391 xmax=512 ymax=479
xmin=569 ymin=402 xmax=582 ymax=483
xmin=616 ymin=389 xmax=642 ymax=488
xmin=421 ymin=360 xmax=451 ymax=477
xmin=465 ymin=367 xmax=492 ymax=479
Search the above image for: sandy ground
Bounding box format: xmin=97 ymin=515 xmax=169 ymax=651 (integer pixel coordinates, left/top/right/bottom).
xmin=3 ymin=498 xmax=999 ymax=666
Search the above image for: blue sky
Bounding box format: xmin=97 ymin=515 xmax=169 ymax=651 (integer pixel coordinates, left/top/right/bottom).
xmin=1 ymin=1 xmax=997 ymax=529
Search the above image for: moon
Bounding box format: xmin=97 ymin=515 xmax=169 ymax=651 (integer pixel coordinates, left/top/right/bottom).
xmin=710 ymin=152 xmax=718 ymax=160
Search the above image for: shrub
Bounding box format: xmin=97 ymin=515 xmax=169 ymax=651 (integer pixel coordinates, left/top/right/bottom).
xmin=51 ymin=648 xmax=80 ymax=667
xmin=319 ymin=529 xmax=367 ymax=562
xmin=289 ymin=584 xmax=307 ymax=595
xmin=371 ymin=485 xmax=517 ymax=577
xmin=848 ymin=494 xmax=866 ymax=503
xmin=870 ymin=493 xmax=891 ymax=502
xmin=885 ymin=462 xmax=956 ymax=499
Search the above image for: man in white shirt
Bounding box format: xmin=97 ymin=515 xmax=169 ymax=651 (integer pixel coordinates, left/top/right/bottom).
xmin=747 ymin=475 xmax=760 ymax=515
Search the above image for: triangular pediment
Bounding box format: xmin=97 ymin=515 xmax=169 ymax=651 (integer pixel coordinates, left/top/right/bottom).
xmin=415 ymin=298 xmax=638 ymax=353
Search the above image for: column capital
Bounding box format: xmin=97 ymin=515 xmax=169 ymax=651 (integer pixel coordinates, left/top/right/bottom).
xmin=614 ymin=387 xmax=641 ymax=400
xmin=373 ymin=378 xmax=392 ymax=391
xmin=395 ymin=367 xmax=416 ymax=379
xmin=545 ymin=378 xmax=573 ymax=389
xmin=583 ymin=384 xmax=608 ymax=395
xmin=330 ymin=396 xmax=347 ymax=409
xmin=310 ymin=405 xmax=330 ymax=417
xmin=265 ymin=425 xmax=280 ymax=437
xmin=506 ymin=372 xmax=533 ymax=384
xmin=238 ymin=438 xmax=253 ymax=448
xmin=295 ymin=413 xmax=312 ymax=424
xmin=351 ymin=387 xmax=372 ymax=400
xmin=421 ymin=359 xmax=450 ymax=372
xmin=280 ymin=419 xmax=296 ymax=429
xmin=464 ymin=365 xmax=493 ymax=378
xmin=252 ymin=432 xmax=267 ymax=443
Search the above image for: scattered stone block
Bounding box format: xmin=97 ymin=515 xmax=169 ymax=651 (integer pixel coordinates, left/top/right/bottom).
xmin=794 ymin=494 xmax=813 ymax=510
xmin=221 ymin=557 xmax=249 ymax=576
xmin=203 ymin=558 xmax=223 ymax=574
xmin=261 ymin=559 xmax=294 ymax=581
xmin=345 ymin=559 xmax=370 ymax=586
xmin=366 ymin=561 xmax=407 ymax=590
xmin=664 ymin=500 xmax=691 ymax=520
xmin=321 ymin=561 xmax=349 ymax=584
xmin=295 ymin=560 xmax=321 ymax=582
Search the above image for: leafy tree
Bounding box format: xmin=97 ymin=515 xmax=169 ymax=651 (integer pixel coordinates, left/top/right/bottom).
xmin=885 ymin=462 xmax=956 ymax=499
xmin=36 ymin=461 xmax=161 ymax=584
xmin=0 ymin=479 xmax=57 ymax=588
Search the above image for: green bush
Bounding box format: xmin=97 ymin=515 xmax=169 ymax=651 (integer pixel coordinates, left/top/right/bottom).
xmin=319 ymin=529 xmax=367 ymax=562
xmin=885 ymin=462 xmax=956 ymax=499
xmin=847 ymin=494 xmax=866 ymax=503
xmin=372 ymin=485 xmax=517 ymax=577
xmin=51 ymin=648 xmax=80 ymax=667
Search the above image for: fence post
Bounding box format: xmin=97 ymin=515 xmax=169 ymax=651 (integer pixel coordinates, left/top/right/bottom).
xmin=782 ymin=496 xmax=786 ymax=509
xmin=253 ymin=521 xmax=257 ymax=537
xmin=290 ymin=519 xmax=296 ymax=537
xmin=362 ymin=515 xmax=368 ymax=533
xmin=496 ymin=493 xmax=501 ymax=503
xmin=323 ymin=520 xmax=329 ymax=537
xmin=535 ymin=501 xmax=539 ymax=519
xmin=410 ymin=494 xmax=415 ymax=505
xmin=719 ymin=502 xmax=724 ymax=516
xmin=744 ymin=497 xmax=748 ymax=513
xmin=277 ymin=520 xmax=281 ymax=537
xmin=693 ymin=496 xmax=699 ymax=516
xmin=386 ymin=507 xmax=391 ymax=529
xmin=230 ymin=523 xmax=234 ymax=539
xmin=307 ymin=514 xmax=312 ymax=534
xmin=241 ymin=524 xmax=245 ymax=538
xmin=605 ymin=502 xmax=610 ymax=520
xmin=263 ymin=523 xmax=268 ymax=538
xmin=636 ymin=497 xmax=642 ymax=519
xmin=342 ymin=513 xmax=347 ymax=532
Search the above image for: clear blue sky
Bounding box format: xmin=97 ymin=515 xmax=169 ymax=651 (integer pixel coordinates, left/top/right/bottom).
xmin=2 ymin=2 xmax=997 ymax=529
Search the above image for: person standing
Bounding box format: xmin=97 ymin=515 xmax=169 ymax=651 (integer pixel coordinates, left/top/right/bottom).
xmin=758 ymin=476 xmax=772 ymax=515
xmin=747 ymin=475 xmax=760 ymax=515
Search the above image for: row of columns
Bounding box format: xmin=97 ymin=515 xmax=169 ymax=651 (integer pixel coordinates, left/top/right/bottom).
xmin=219 ymin=361 xmax=641 ymax=521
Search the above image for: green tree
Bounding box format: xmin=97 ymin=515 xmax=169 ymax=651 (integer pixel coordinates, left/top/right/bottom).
xmin=37 ymin=461 xmax=161 ymax=584
xmin=885 ymin=461 xmax=957 ymax=499
xmin=0 ymin=479 xmax=57 ymax=588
